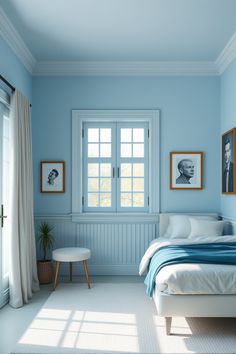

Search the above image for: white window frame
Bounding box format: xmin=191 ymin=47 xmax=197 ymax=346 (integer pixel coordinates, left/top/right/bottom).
xmin=72 ymin=110 xmax=160 ymax=223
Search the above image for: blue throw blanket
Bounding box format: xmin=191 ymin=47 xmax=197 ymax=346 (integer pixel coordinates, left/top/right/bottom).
xmin=144 ymin=243 xmax=236 ymax=297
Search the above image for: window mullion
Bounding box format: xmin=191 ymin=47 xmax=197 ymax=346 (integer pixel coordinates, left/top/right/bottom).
xmin=111 ymin=123 xmax=117 ymax=211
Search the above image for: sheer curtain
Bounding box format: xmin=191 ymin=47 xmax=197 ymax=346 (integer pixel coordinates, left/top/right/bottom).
xmin=9 ymin=90 xmax=39 ymax=308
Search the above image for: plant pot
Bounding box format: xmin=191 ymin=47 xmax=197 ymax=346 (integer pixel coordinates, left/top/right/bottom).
xmin=37 ymin=260 xmax=53 ymax=284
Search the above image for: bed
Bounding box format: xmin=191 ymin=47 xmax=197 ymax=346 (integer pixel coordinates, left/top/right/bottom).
xmin=139 ymin=213 xmax=236 ymax=335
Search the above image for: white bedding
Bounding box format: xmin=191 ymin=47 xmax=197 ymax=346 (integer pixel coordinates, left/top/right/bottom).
xmin=139 ymin=236 xmax=236 ymax=295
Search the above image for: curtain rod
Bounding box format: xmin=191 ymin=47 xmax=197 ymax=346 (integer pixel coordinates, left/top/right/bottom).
xmin=0 ymin=74 xmax=15 ymax=92
xmin=0 ymin=74 xmax=32 ymax=107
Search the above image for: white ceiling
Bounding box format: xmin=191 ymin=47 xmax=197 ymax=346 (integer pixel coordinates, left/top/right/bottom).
xmin=1 ymin=0 xmax=236 ymax=62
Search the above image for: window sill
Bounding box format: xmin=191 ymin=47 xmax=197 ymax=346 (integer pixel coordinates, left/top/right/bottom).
xmin=71 ymin=212 xmax=159 ymax=223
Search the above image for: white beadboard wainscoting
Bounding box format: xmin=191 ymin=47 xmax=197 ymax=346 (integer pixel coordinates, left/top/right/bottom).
xmin=35 ymin=216 xmax=158 ymax=275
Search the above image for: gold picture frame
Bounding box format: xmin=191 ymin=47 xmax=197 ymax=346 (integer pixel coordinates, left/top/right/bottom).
xmin=40 ymin=161 xmax=65 ymax=193
xmin=170 ymin=152 xmax=203 ymax=190
xmin=222 ymin=128 xmax=236 ymax=194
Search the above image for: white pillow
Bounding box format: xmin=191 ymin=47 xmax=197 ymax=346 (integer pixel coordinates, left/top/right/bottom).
xmin=163 ymin=214 xmax=218 ymax=239
xmin=188 ymin=218 xmax=224 ymax=238
xmin=163 ymin=215 xmax=190 ymax=238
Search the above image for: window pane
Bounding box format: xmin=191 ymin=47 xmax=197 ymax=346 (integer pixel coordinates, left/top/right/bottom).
xmin=121 ymin=163 xmax=132 ymax=177
xmin=100 ymin=163 xmax=111 ymax=177
xmin=100 ymin=178 xmax=111 ymax=191
xmin=121 ymin=128 xmax=132 ymax=142
xmin=133 ymin=144 xmax=144 ymax=158
xmin=133 ymin=163 xmax=144 ymax=177
xmin=133 ymin=128 xmax=144 ymax=142
xmin=133 ymin=193 xmax=144 ymax=207
xmin=100 ymin=144 xmax=111 ymax=158
xmin=88 ymin=144 xmax=99 ymax=157
xmin=88 ymin=193 xmax=99 ymax=207
xmin=88 ymin=128 xmax=99 ymax=142
xmin=100 ymin=128 xmax=111 ymax=142
xmin=133 ymin=178 xmax=144 ymax=191
xmin=121 ymin=143 xmax=132 ymax=157
xmin=100 ymin=193 xmax=111 ymax=207
xmin=121 ymin=193 xmax=132 ymax=207
xmin=121 ymin=178 xmax=132 ymax=191
xmin=88 ymin=178 xmax=99 ymax=191
xmin=88 ymin=163 xmax=99 ymax=177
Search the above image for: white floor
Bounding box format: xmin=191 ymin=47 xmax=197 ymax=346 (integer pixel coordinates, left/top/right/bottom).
xmin=1 ymin=276 xmax=236 ymax=354
xmin=0 ymin=276 xmax=142 ymax=354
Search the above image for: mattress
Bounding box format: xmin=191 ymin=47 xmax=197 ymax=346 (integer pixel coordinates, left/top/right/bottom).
xmin=139 ymin=235 xmax=236 ymax=295
xmin=155 ymin=262 xmax=236 ymax=294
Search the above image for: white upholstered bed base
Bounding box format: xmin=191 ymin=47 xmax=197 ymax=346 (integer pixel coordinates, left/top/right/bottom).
xmin=154 ymin=213 xmax=236 ymax=335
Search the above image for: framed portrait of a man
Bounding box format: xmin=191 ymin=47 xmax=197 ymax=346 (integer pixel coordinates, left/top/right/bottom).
xmin=40 ymin=161 xmax=65 ymax=193
xmin=222 ymin=128 xmax=236 ymax=194
xmin=170 ymin=152 xmax=203 ymax=190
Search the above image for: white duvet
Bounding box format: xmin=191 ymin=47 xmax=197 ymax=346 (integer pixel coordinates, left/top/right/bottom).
xmin=139 ymin=235 xmax=236 ymax=295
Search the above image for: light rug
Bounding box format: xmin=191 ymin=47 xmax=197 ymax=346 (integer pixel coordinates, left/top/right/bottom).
xmin=12 ymin=282 xmax=236 ymax=354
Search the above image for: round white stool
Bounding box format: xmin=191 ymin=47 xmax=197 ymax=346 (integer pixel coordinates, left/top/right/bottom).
xmin=52 ymin=247 xmax=91 ymax=290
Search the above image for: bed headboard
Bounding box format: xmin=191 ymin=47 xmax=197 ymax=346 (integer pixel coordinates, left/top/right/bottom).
xmin=159 ymin=213 xmax=219 ymax=238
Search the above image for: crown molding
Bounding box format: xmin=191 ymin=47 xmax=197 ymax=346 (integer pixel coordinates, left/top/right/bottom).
xmin=0 ymin=7 xmax=36 ymax=74
xmin=2 ymin=3 xmax=236 ymax=77
xmin=33 ymin=60 xmax=218 ymax=76
xmin=215 ymin=32 xmax=236 ymax=75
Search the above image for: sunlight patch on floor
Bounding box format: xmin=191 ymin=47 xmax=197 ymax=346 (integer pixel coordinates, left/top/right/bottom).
xmin=38 ymin=308 xmax=71 ymax=320
xmin=18 ymin=307 xmax=140 ymax=352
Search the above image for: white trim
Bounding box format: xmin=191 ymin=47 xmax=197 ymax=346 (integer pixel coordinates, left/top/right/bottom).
xmin=216 ymin=32 xmax=236 ymax=75
xmin=34 ymin=214 xmax=72 ymax=222
xmin=72 ymin=212 xmax=159 ymax=223
xmin=0 ymin=7 xmax=36 ymax=73
xmin=72 ymin=115 xmax=83 ymax=215
xmin=72 ymin=110 xmax=160 ymax=221
xmin=34 ymin=60 xmax=218 ymax=76
xmin=149 ymin=112 xmax=160 ymax=213
xmin=34 ymin=212 xmax=159 ymax=223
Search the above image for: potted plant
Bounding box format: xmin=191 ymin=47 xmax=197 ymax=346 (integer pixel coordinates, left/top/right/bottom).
xmin=37 ymin=222 xmax=54 ymax=284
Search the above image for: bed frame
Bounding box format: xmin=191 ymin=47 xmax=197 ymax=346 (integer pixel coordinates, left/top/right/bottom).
xmin=155 ymin=213 xmax=236 ymax=335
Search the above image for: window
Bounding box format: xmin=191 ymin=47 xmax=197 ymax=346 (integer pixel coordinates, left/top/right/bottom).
xmin=72 ymin=110 xmax=160 ymax=223
xmin=83 ymin=122 xmax=149 ymax=212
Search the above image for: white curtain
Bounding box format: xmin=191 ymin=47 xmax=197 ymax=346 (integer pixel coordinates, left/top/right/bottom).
xmin=9 ymin=90 xmax=39 ymax=308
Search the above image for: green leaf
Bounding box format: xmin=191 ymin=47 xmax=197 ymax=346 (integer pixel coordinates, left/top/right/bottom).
xmin=38 ymin=222 xmax=54 ymax=261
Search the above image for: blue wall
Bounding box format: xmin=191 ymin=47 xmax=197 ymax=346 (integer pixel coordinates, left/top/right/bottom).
xmin=32 ymin=76 xmax=220 ymax=215
xmin=221 ymin=59 xmax=236 ymax=219
xmin=0 ymin=38 xmax=32 ymax=101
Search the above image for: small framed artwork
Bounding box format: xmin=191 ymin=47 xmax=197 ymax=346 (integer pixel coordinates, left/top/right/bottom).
xmin=222 ymin=128 xmax=236 ymax=194
xmin=170 ymin=152 xmax=203 ymax=190
xmin=40 ymin=161 xmax=65 ymax=193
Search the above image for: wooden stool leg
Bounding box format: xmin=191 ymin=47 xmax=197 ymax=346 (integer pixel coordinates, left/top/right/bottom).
xmin=69 ymin=262 xmax=72 ymax=281
xmin=53 ymin=261 xmax=61 ymax=290
xmin=82 ymin=260 xmax=91 ymax=289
